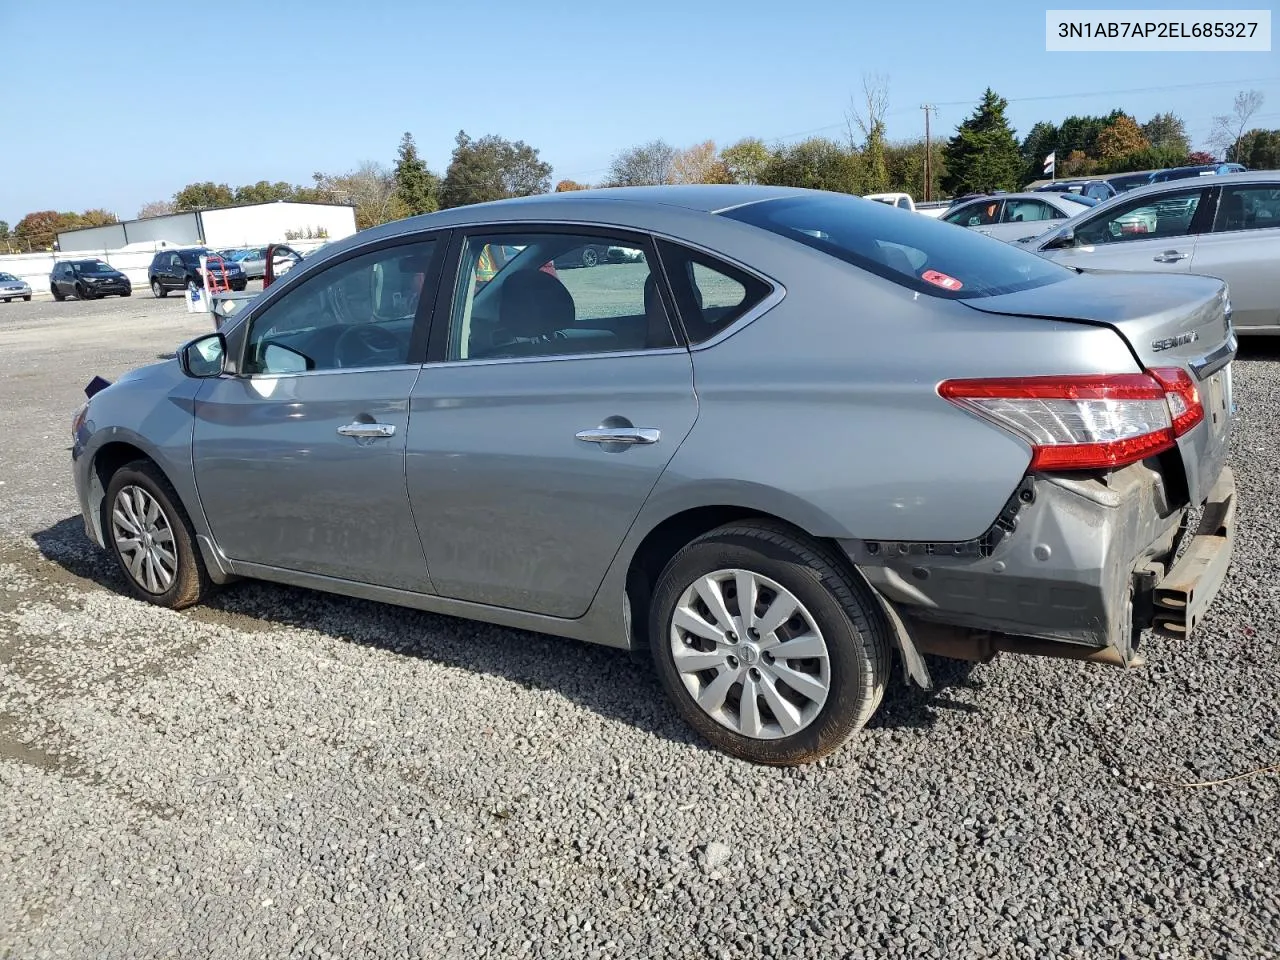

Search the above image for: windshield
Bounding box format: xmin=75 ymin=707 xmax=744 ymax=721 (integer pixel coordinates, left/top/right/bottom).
xmin=73 ymin=260 xmax=114 ymax=273
xmin=0 ymin=272 xmax=16 ymax=282
xmin=721 ymin=194 xmax=1073 ymax=299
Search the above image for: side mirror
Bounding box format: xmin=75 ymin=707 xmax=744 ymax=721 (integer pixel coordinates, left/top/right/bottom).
xmin=179 ymin=333 xmax=226 ymax=378
xmin=1045 ymin=227 xmax=1076 ymax=250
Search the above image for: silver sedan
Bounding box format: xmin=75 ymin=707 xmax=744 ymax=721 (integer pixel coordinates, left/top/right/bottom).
xmin=1016 ymin=171 xmax=1280 ymax=334
xmin=0 ymin=271 xmax=32 ymax=302
xmin=70 ymin=185 xmax=1238 ymax=764
xmin=940 ymin=191 xmax=1095 ymax=242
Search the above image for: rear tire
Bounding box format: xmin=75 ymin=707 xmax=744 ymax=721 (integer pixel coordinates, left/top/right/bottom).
xmin=581 ymin=247 xmax=599 ymax=268
xmin=649 ymin=520 xmax=891 ymax=766
xmin=151 ymin=279 xmax=166 ymax=298
xmin=103 ymin=460 xmax=212 ymax=610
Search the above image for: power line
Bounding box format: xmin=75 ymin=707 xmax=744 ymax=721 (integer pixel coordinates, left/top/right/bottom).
xmin=929 ymin=76 xmax=1280 ymax=108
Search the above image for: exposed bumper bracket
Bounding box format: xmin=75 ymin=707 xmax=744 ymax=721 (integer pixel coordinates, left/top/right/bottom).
xmin=1151 ymin=466 xmax=1236 ymax=640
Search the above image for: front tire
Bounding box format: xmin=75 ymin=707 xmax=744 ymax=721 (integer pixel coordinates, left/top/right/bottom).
xmin=52 ymin=286 xmax=65 ymax=302
xmin=151 ymin=279 xmax=166 ymax=298
xmin=22 ymin=295 xmax=31 ymax=301
xmin=103 ymin=460 xmax=212 ymax=609
xmin=649 ymin=520 xmax=891 ymax=766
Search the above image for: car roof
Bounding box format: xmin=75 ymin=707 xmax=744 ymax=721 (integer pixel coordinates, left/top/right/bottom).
xmin=1109 ymin=169 xmax=1278 ymax=200
xmin=957 ymin=191 xmax=1091 ymax=204
xmin=300 ymin=184 xmax=859 ymax=264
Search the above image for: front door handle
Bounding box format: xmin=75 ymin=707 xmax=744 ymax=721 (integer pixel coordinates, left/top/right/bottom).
xmin=337 ymin=422 xmax=396 ymax=439
xmin=576 ymin=427 xmax=660 ymax=445
xmin=1154 ymin=250 xmax=1189 ymax=262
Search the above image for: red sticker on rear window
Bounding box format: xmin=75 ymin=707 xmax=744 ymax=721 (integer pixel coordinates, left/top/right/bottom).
xmin=922 ymin=270 xmax=963 ymax=291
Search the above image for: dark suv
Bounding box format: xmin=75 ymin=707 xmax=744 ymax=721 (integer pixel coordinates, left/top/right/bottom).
xmin=147 ymin=247 xmax=247 ymax=298
xmin=50 ymin=259 xmax=132 ymax=300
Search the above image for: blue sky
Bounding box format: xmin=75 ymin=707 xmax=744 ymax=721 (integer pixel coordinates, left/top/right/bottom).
xmin=3 ymin=0 xmax=1277 ymax=224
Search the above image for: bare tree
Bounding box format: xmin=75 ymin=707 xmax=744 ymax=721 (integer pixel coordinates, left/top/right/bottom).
xmin=607 ymin=140 xmax=677 ymax=186
xmin=846 ymin=73 xmax=891 ymax=193
xmin=670 ymin=140 xmax=731 ymax=184
xmin=310 ymin=161 xmax=408 ymax=229
xmin=845 ymin=72 xmax=890 ymax=147
xmin=1208 ymin=90 xmax=1264 ymax=162
xmin=136 ymin=199 xmax=175 ymax=219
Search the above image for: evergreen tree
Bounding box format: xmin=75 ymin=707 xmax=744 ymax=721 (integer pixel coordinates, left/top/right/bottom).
xmin=394 ymin=132 xmax=440 ymax=216
xmin=940 ymin=89 xmax=1023 ymax=196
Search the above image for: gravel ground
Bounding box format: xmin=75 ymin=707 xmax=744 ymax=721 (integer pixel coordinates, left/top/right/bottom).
xmin=2 ymin=294 xmax=1278 ymax=959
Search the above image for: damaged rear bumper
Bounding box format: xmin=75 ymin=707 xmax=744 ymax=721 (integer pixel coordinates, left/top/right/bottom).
xmin=844 ymin=461 xmax=1237 ymax=685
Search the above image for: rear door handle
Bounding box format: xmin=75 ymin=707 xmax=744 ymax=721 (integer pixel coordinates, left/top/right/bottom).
xmin=337 ymin=422 xmax=396 ymax=439
xmin=1154 ymin=250 xmax=1189 ymax=262
xmin=575 ymin=427 xmax=660 ymax=445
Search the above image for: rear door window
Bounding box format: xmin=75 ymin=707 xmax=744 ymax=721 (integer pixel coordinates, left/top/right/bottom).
xmin=721 ymin=193 xmax=1071 ymax=300
xmin=1211 ymin=184 xmax=1280 ymax=233
xmin=655 ymin=240 xmax=774 ymax=344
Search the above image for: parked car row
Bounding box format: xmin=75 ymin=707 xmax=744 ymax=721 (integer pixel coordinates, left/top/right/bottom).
xmin=1031 ymin=162 xmax=1249 ymax=202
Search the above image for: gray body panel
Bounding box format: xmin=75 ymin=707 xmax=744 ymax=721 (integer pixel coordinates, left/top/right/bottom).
xmin=190 ymin=367 xmax=431 ymax=592
xmin=405 ymin=350 xmax=698 ymax=618
xmin=71 ymin=184 xmax=1237 ymax=661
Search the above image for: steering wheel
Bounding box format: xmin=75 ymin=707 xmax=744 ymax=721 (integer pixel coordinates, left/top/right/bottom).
xmin=333 ymin=324 xmax=402 ymax=368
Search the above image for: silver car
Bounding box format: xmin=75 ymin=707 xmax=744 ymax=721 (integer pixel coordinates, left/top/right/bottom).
xmin=70 ymin=186 xmax=1238 ymax=765
xmin=940 ymin=191 xmax=1095 ymax=242
xmin=227 ymin=245 xmax=303 ymax=280
xmin=1017 ymin=171 xmax=1280 ymax=334
xmin=0 ymin=271 xmax=32 ymax=302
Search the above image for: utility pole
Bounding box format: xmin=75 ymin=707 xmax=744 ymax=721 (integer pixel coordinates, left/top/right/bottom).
xmin=921 ymin=104 xmax=937 ymax=201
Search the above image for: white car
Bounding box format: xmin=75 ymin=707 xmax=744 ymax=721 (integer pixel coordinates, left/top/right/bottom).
xmin=0 ymin=272 xmax=32 ymax=302
xmin=940 ymin=192 xmax=1097 ymax=243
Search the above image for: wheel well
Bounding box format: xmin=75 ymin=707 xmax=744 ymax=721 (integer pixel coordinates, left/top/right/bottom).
xmin=625 ymin=506 xmax=833 ymax=653
xmin=87 ymin=442 xmax=157 ymax=541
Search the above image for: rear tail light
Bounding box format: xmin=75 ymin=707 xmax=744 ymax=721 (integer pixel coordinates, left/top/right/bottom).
xmin=938 ymin=369 xmax=1203 ymax=471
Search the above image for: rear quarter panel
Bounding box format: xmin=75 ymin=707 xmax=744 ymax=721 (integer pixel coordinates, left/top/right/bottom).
xmin=642 ymin=240 xmax=1146 ymax=544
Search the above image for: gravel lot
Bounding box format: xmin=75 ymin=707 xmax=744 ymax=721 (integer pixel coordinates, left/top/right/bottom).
xmin=2 ymin=293 xmax=1278 ymax=959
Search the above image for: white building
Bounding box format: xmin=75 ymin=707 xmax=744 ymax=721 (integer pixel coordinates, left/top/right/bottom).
xmin=56 ymin=200 xmax=358 ymax=253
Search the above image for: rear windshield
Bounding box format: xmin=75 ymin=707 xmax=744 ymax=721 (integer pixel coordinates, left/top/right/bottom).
xmin=721 ymin=194 xmax=1072 ymax=300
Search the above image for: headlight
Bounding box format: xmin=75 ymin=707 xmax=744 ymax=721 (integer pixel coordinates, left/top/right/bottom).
xmin=72 ymin=401 xmax=89 ymax=439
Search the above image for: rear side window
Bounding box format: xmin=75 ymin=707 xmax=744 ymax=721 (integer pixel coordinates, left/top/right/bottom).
xmin=656 ymin=240 xmax=773 ymax=344
xmin=721 ymin=193 xmax=1071 ymax=300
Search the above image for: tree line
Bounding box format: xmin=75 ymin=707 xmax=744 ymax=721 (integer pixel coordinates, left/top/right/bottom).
xmin=4 ymin=84 xmax=1277 ymax=252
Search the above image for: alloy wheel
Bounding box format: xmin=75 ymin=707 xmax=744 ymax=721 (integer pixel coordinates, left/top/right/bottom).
xmin=111 ymin=485 xmax=177 ymax=594
xmin=669 ymin=568 xmax=831 ymax=740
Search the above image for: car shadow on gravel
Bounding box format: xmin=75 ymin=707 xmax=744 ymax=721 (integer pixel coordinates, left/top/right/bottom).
xmin=1236 ymin=339 xmax=1280 ymax=363
xmin=31 ymin=515 xmax=983 ymax=747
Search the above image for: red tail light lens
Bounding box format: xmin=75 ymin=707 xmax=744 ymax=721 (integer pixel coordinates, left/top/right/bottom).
xmin=1148 ymin=366 xmax=1203 ymax=436
xmin=938 ymin=370 xmax=1204 ymax=471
